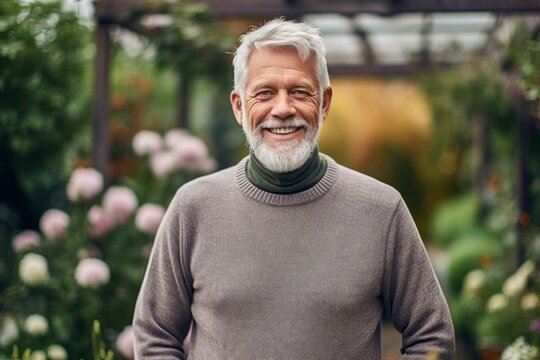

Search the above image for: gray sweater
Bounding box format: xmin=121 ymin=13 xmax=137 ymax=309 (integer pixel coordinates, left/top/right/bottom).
xmin=133 ymin=155 xmax=455 ymax=359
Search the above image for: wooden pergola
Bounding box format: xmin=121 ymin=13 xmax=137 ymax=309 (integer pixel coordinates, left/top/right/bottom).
xmin=92 ymin=0 xmax=540 ymax=262
xmin=92 ymin=0 xmax=540 ymax=173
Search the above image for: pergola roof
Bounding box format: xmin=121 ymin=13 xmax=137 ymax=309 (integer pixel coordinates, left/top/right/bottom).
xmin=81 ymin=0 xmax=540 ymax=175
xmin=81 ymin=0 xmax=540 ymax=75
xmin=304 ymin=12 xmax=496 ymax=67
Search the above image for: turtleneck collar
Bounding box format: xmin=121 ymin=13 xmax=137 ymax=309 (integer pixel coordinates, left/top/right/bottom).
xmin=246 ymin=148 xmax=327 ymax=194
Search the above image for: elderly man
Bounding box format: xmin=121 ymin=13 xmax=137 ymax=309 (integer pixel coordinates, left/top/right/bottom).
xmin=133 ymin=19 xmax=455 ymax=359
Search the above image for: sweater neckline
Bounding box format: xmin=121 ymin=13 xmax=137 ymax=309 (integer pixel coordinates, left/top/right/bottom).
xmin=246 ymin=148 xmax=327 ymax=195
xmin=236 ymin=154 xmax=338 ymax=206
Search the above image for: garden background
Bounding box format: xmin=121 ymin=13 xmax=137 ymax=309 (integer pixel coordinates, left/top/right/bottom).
xmin=1 ymin=0 xmax=540 ymax=359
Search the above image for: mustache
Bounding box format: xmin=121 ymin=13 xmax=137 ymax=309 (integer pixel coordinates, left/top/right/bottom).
xmin=255 ymin=117 xmax=310 ymax=131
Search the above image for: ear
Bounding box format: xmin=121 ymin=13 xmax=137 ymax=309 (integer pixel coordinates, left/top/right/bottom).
xmin=230 ymin=90 xmax=243 ymax=126
xmin=321 ymin=87 xmax=333 ymax=120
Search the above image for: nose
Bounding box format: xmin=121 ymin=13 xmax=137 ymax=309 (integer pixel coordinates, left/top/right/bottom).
xmin=270 ymin=90 xmax=296 ymax=119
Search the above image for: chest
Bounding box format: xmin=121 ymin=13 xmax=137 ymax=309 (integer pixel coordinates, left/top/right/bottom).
xmin=189 ymin=203 xmax=387 ymax=317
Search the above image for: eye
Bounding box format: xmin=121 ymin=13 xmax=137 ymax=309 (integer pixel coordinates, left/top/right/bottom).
xmin=291 ymin=89 xmax=310 ymax=99
xmin=255 ymin=90 xmax=273 ymax=99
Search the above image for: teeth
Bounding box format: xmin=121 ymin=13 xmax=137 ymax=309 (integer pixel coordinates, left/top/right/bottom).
xmin=269 ymin=127 xmax=298 ymax=134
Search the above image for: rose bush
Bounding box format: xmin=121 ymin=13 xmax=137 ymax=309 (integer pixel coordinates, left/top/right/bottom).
xmin=1 ymin=129 xmax=215 ymax=359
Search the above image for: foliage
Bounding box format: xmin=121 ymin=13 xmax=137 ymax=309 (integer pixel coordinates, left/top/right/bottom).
xmin=447 ymin=231 xmax=502 ymax=296
xmin=502 ymin=337 xmax=540 ymax=360
xmin=430 ymin=193 xmax=479 ymax=248
xmin=467 ymin=260 xmax=540 ymax=352
xmin=505 ymin=23 xmax=540 ymax=225
xmin=419 ymin=60 xmax=515 ymax=230
xmin=0 ymin=0 xmax=91 ymax=213
xmin=152 ymin=2 xmax=234 ymax=88
xmin=0 ymin=0 xmax=92 ymax=299
xmin=0 ymin=129 xmax=215 ymax=359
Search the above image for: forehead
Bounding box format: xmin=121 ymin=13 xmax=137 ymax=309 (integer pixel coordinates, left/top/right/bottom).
xmin=246 ymin=46 xmax=317 ymax=88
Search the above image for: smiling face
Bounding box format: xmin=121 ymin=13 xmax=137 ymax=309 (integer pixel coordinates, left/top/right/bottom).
xmin=231 ymin=46 xmax=332 ymax=173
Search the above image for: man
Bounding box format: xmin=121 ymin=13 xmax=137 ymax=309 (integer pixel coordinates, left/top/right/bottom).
xmin=133 ymin=19 xmax=455 ymax=359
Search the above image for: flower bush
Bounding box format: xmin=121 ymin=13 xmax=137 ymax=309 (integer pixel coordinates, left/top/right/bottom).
xmin=453 ymin=258 xmax=540 ymax=356
xmin=0 ymin=129 xmax=215 ymax=359
xmin=501 ymin=337 xmax=539 ymax=360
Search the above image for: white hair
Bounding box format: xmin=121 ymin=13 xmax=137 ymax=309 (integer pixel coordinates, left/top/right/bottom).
xmin=232 ymin=18 xmax=330 ymax=98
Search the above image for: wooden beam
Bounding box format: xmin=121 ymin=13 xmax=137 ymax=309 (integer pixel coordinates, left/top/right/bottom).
xmin=328 ymin=63 xmax=452 ymax=76
xmin=199 ymin=0 xmax=540 ymax=18
xmin=91 ymin=19 xmax=112 ymax=180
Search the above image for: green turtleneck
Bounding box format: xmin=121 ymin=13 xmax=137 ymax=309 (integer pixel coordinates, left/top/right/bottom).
xmin=247 ymin=148 xmax=327 ymax=194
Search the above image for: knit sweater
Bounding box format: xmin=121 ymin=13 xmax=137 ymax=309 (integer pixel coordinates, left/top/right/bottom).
xmin=133 ymin=155 xmax=455 ymax=360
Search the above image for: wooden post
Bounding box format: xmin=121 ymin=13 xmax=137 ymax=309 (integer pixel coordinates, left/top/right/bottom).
xmin=91 ymin=19 xmax=112 ymax=180
xmin=516 ymin=99 xmax=531 ymax=266
xmin=178 ymin=73 xmax=190 ymax=129
xmin=473 ymin=113 xmax=490 ymax=220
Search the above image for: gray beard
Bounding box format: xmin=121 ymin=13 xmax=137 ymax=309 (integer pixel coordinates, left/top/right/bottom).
xmin=242 ymin=113 xmax=321 ymax=173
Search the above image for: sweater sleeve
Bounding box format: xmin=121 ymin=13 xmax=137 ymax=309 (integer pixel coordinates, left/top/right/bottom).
xmin=133 ymin=190 xmax=193 ymax=360
xmin=382 ymin=198 xmax=455 ymax=360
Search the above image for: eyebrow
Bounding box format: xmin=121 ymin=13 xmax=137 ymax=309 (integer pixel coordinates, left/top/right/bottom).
xmin=248 ymin=79 xmax=317 ymax=92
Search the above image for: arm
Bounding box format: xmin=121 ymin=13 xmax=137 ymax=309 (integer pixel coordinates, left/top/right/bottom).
xmin=133 ymin=191 xmax=193 ymax=360
xmin=382 ymin=198 xmax=455 ymax=360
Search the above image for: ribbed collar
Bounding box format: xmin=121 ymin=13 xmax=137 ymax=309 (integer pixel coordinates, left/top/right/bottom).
xmin=246 ymin=148 xmax=327 ymax=195
xmin=236 ymin=154 xmax=338 ymax=206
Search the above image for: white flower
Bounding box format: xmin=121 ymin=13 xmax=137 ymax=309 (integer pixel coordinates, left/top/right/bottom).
xmin=39 ymin=209 xmax=69 ymax=240
xmin=502 ymin=337 xmax=539 ymax=360
xmin=132 ymin=130 xmax=163 ymax=156
xmin=47 ymin=344 xmax=68 ymax=360
xmin=0 ymin=316 xmax=19 ymax=346
xmin=30 ymin=350 xmax=47 ymax=360
xmin=487 ymin=293 xmax=508 ymax=313
xmin=12 ymin=230 xmax=41 ymax=253
xmin=135 ymin=204 xmax=165 ymax=235
xmin=503 ymin=274 xmax=528 ymax=297
xmin=463 ymin=269 xmax=486 ymax=298
xmin=102 ymin=186 xmax=138 ymax=224
xmin=75 ymin=258 xmax=110 ymax=288
xmin=517 ymin=260 xmax=535 ymax=278
xmin=502 ymin=260 xmax=536 ymax=298
xmin=19 ymin=253 xmax=49 ymax=286
xmin=521 ymin=293 xmax=540 ymax=310
xmin=149 ymin=151 xmax=177 ymax=178
xmin=116 ymin=326 xmax=134 ymax=359
xmin=66 ymin=168 xmax=104 ymax=201
xmin=24 ymin=314 xmax=48 ymax=336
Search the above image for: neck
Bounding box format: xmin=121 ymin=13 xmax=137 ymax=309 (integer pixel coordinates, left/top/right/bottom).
xmin=247 ymin=148 xmax=327 ymax=194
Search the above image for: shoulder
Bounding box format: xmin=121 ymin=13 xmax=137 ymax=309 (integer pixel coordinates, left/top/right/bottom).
xmin=168 ymin=164 xmax=238 ymax=209
xmin=181 ymin=165 xmax=237 ymax=192
xmin=328 ymin=156 xmax=403 ymax=213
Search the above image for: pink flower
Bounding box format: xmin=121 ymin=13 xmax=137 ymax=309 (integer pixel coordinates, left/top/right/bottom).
xmin=87 ymin=206 xmax=113 ymax=237
xmin=135 ymin=204 xmax=165 ymax=235
xmin=149 ymin=151 xmax=177 ymax=178
xmin=132 ymin=130 xmax=162 ymax=156
xmin=116 ymin=326 xmax=134 ymax=359
xmin=195 ymin=157 xmax=218 ymax=173
xmin=164 ymin=129 xmax=191 ymax=149
xmin=102 ymin=187 xmax=138 ymax=224
xmin=74 ymin=258 xmax=110 ymax=288
xmin=12 ymin=230 xmax=41 ymax=253
xmin=172 ymin=137 xmax=209 ymax=170
xmin=39 ymin=209 xmax=69 ymax=240
xmin=66 ymin=168 xmax=103 ymax=202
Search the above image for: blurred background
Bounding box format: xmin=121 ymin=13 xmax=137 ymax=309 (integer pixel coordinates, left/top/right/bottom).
xmin=1 ymin=0 xmax=540 ymax=359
